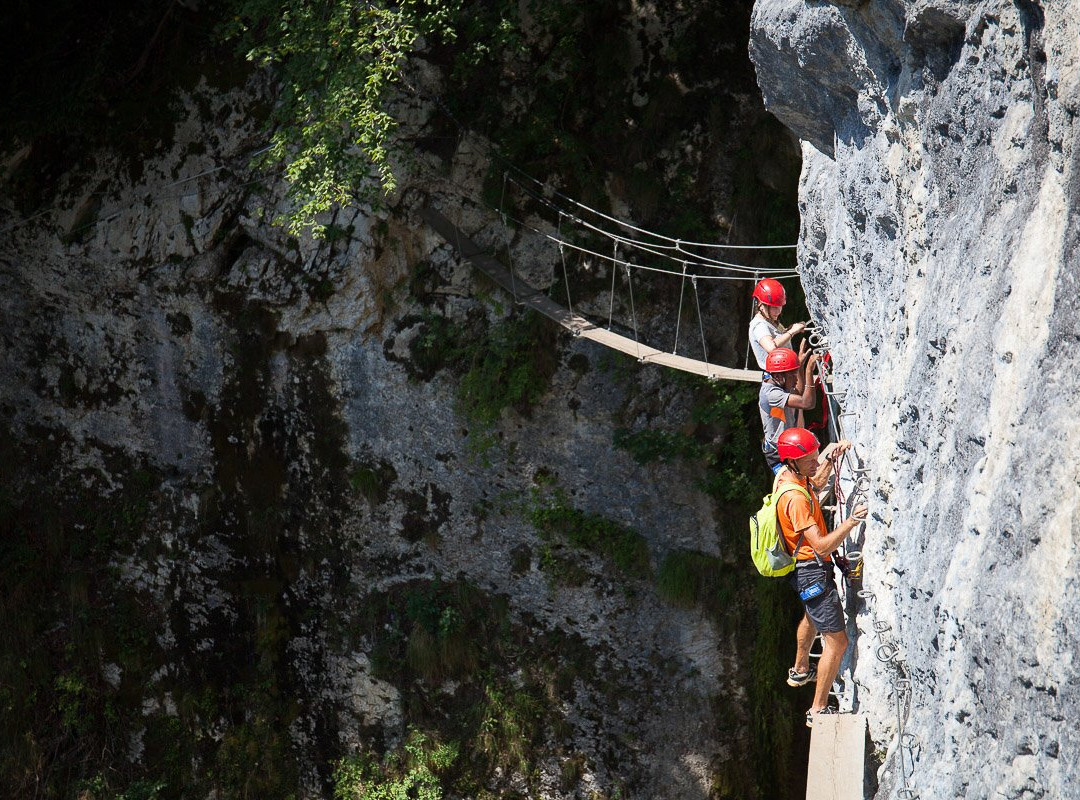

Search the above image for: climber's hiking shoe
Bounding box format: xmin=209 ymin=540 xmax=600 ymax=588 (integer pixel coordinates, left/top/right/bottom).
xmin=805 ymin=706 xmax=839 ymax=728
xmin=786 ymin=665 xmax=817 ymax=687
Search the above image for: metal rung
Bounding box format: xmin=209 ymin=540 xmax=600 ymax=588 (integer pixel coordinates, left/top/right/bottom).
xmin=877 ymin=642 xmax=899 ymax=662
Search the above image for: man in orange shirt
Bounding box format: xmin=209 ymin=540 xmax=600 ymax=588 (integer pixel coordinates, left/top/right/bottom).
xmin=775 ymin=427 xmax=867 ymax=727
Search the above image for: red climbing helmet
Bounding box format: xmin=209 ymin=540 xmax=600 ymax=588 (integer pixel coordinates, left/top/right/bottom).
xmin=777 ymin=428 xmax=820 ymax=461
xmin=752 ymin=278 xmax=786 ymax=307
xmin=765 ymin=347 xmax=799 ymax=373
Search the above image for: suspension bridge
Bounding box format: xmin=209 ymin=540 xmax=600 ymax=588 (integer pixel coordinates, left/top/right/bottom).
xmin=421 ymin=206 xmax=763 ymax=382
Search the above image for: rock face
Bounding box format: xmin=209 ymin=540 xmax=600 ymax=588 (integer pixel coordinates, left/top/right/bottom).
xmin=751 ymin=0 xmax=1080 ymax=796
xmin=0 ymin=106 xmax=727 ymax=796
xmin=0 ymin=5 xmax=804 ymax=798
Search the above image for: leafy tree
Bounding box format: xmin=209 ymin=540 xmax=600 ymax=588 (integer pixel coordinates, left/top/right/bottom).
xmin=223 ymin=0 xmax=460 ymax=236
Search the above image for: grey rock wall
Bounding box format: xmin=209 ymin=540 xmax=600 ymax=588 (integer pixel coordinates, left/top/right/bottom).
xmin=0 ymin=71 xmax=757 ymax=799
xmin=751 ymin=0 xmax=1080 ymax=797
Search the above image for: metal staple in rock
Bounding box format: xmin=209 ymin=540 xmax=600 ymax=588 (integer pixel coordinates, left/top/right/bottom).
xmin=820 ymin=329 xmax=921 ymax=798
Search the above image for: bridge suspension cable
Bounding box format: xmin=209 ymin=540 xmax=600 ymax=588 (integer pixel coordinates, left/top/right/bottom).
xmin=503 ymin=172 xmax=798 ymax=276
xmin=495 ymin=191 xmax=797 ymax=284
xmin=502 ymin=164 xmax=797 ymax=251
xmin=500 ymin=206 xmax=797 ymax=283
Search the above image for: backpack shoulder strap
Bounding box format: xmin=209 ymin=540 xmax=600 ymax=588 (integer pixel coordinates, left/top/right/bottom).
xmin=773 ymin=482 xmax=812 ymax=505
xmin=773 ymin=481 xmax=818 ymax=562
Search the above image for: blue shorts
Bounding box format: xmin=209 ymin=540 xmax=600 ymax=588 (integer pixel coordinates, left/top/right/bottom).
xmin=788 ymin=560 xmax=845 ymax=633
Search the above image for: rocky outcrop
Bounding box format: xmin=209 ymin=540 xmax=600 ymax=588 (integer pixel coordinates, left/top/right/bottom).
xmin=0 ymin=4 xmax=804 ymax=796
xmin=0 ymin=98 xmax=729 ymax=796
xmin=751 ymin=1 xmax=1080 ymax=797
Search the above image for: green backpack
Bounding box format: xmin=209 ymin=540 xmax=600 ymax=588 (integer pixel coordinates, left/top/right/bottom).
xmin=749 ymin=479 xmax=811 ymax=577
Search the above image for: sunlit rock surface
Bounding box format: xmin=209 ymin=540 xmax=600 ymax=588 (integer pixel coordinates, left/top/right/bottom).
xmin=752 ymin=0 xmax=1080 ymax=796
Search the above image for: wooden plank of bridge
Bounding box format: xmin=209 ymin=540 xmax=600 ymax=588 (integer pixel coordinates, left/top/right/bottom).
xmin=421 ymin=207 xmax=761 ymax=383
xmin=805 ymin=714 xmax=867 ymax=800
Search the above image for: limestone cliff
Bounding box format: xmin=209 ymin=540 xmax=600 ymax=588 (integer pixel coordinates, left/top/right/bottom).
xmin=751 ymin=0 xmax=1080 ymax=796
xmin=0 ymin=3 xmax=806 ymax=798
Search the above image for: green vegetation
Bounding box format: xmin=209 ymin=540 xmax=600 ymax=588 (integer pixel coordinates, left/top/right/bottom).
xmin=456 ymin=313 xmax=557 ymax=428
xmin=747 ymin=580 xmax=803 ymax=797
xmin=367 ymin=582 xmax=500 ymax=685
xmin=354 ymin=579 xmax=600 ymax=796
xmin=656 ymin=550 xmax=735 ymax=617
xmin=3 ymin=0 xmax=796 ymax=265
xmin=615 ymin=371 xmax=811 ymax=799
xmin=0 ymin=448 xmax=312 ymax=798
xmin=690 ymin=382 xmax=765 ymax=506
xmin=615 ymin=379 xmax=765 ymax=508
xmin=0 ymin=453 xmax=170 ymax=798
xmin=2 ymin=1 xmax=806 ymax=796
xmin=216 ymin=0 xmax=796 ymax=248
xmin=0 ymin=303 xmax=359 ymax=798
xmin=350 ymin=459 xmax=398 ymax=505
xmin=401 ymin=309 xmax=557 ymax=441
xmin=334 ymin=728 xmax=458 ymax=800
xmin=613 ymin=428 xmax=702 ymax=464
xmin=407 ymin=312 xmax=467 ymax=379
xmin=530 ymin=490 xmax=651 ymax=580
xmin=538 ymin=543 xmax=590 ymax=587
xmin=77 ymin=775 xmax=168 ymax=800
xmin=474 ymin=681 xmax=545 ymax=776
xmin=222 ymin=0 xmax=464 ymax=235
